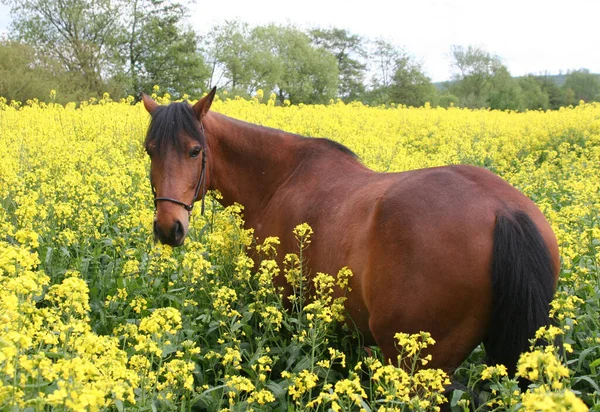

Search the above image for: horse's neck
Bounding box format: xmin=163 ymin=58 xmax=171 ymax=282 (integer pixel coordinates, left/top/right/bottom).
xmin=204 ymin=112 xmax=302 ymax=213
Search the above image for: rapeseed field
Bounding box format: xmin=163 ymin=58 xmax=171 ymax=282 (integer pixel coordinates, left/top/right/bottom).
xmin=0 ymin=91 xmax=598 ymax=411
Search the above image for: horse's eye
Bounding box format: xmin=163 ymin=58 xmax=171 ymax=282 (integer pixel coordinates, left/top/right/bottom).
xmin=190 ymin=147 xmax=202 ymax=158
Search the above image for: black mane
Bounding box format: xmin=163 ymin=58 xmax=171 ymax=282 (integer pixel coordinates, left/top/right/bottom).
xmin=319 ymin=138 xmax=358 ymax=159
xmin=145 ymin=102 xmax=205 ymax=154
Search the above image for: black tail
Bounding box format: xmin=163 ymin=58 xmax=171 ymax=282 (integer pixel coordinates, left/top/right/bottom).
xmin=485 ymin=211 xmax=556 ymax=375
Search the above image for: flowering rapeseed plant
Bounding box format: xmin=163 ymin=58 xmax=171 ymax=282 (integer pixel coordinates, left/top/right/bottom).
xmin=1 ymin=92 xmax=598 ymax=410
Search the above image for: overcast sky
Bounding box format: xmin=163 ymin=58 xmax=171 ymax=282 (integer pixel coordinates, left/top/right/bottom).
xmin=1 ymin=0 xmax=598 ymax=82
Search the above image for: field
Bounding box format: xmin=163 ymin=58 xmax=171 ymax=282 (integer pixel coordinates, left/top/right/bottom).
xmin=1 ymin=91 xmax=599 ymax=411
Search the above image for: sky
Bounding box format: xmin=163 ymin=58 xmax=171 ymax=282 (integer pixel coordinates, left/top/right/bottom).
xmin=1 ymin=0 xmax=599 ymax=82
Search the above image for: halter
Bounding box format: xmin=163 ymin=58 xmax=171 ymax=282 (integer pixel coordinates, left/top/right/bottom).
xmin=150 ymin=123 xmax=208 ymax=217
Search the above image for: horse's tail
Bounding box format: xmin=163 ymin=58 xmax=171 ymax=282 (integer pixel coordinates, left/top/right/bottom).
xmin=485 ymin=210 xmax=556 ymax=375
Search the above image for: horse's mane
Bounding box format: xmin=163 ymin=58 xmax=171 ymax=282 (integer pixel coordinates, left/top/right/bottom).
xmin=316 ymin=138 xmax=359 ymax=159
xmin=145 ymin=102 xmax=205 ymax=154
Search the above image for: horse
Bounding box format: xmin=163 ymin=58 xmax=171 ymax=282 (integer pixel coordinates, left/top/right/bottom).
xmin=141 ymin=88 xmax=559 ymax=376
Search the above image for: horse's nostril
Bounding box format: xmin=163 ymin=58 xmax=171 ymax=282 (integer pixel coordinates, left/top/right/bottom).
xmin=153 ymin=220 xmax=159 ymax=236
xmin=174 ymin=220 xmax=184 ymax=242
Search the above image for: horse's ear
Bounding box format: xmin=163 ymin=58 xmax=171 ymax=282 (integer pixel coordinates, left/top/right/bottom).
xmin=141 ymin=93 xmax=158 ymax=115
xmin=193 ymin=87 xmax=217 ymax=120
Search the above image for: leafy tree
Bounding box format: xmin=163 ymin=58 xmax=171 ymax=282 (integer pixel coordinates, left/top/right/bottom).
xmin=562 ymin=69 xmax=600 ymax=104
xmin=128 ymin=17 xmax=209 ymax=97
xmin=449 ymin=45 xmax=504 ymax=108
xmin=310 ymin=27 xmax=366 ymax=101
xmin=449 ymin=45 xmax=531 ymax=110
xmin=3 ymin=0 xmax=123 ymax=93
xmin=486 ymin=66 xmax=522 ymax=110
xmin=0 ymin=39 xmax=103 ymax=103
xmin=388 ymin=54 xmax=437 ymax=107
xmin=370 ymin=38 xmax=401 ymax=90
xmin=248 ymin=24 xmax=339 ymax=104
xmin=3 ymin=0 xmax=207 ymax=97
xmin=203 ymin=20 xmax=255 ymax=93
xmin=438 ymin=91 xmax=459 ymax=108
xmin=119 ymin=0 xmax=208 ymax=97
xmin=535 ymin=74 xmax=564 ymax=109
xmin=364 ymin=40 xmax=435 ymax=107
xmin=0 ymin=40 xmax=57 ymax=101
xmin=518 ymin=75 xmax=549 ymax=110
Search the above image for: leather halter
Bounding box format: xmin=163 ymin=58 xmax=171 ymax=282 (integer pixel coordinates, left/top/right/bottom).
xmin=150 ymin=123 xmax=208 ymax=217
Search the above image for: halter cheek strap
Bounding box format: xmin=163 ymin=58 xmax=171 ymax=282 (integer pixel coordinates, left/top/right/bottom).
xmin=152 ymin=150 xmax=207 ymax=216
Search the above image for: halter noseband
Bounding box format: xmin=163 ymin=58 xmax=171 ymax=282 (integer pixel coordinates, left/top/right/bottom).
xmin=150 ymin=122 xmax=208 ymax=217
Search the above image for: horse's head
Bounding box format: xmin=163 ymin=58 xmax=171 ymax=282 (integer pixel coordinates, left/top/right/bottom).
xmin=142 ymin=87 xmax=216 ymax=246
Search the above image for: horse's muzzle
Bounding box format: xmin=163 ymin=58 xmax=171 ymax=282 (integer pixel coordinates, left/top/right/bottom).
xmin=153 ymin=219 xmax=185 ymax=246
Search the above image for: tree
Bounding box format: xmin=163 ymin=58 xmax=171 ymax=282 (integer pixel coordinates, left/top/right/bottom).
xmin=562 ymin=69 xmax=600 ymax=104
xmin=251 ymin=25 xmax=338 ymax=104
xmin=438 ymin=91 xmax=459 ymax=108
xmin=4 ymin=0 xmax=123 ymax=93
xmin=388 ymin=54 xmax=437 ymax=107
xmin=448 ymin=45 xmax=527 ymax=110
xmin=203 ymin=20 xmax=255 ymax=93
xmin=518 ymin=75 xmax=549 ymax=110
xmin=201 ymin=23 xmax=339 ymax=103
xmin=119 ymin=0 xmax=208 ymax=97
xmin=363 ymin=40 xmax=434 ymax=107
xmin=0 ymin=40 xmax=58 ymax=101
xmin=4 ymin=0 xmax=207 ymax=97
xmin=363 ymin=38 xmax=403 ymax=105
xmin=449 ymin=45 xmax=504 ymax=108
xmin=370 ymin=38 xmax=401 ymax=90
xmin=535 ymin=74 xmax=564 ymax=109
xmin=310 ymin=28 xmax=366 ymax=101
xmin=486 ymin=66 xmax=522 ymax=110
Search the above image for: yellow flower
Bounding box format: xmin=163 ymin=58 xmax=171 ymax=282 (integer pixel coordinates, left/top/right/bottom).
xmin=481 ymin=364 xmax=508 ymax=380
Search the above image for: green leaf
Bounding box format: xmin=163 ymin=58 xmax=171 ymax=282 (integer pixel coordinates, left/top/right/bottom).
xmin=450 ymin=389 xmax=466 ymax=407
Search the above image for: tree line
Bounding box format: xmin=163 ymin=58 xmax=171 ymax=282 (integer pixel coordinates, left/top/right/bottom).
xmin=1 ymin=0 xmax=599 ymax=109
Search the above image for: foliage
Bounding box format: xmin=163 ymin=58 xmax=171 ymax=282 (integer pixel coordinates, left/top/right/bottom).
xmin=370 ymin=38 xmax=401 ymax=90
xmin=486 ymin=66 xmax=522 ymax=111
xmin=4 ymin=0 xmax=123 ymax=92
xmin=536 ymin=74 xmax=565 ymax=110
xmin=0 ymin=40 xmax=87 ymax=103
xmin=518 ymin=75 xmax=550 ymax=111
xmin=448 ymin=45 xmax=507 ymax=109
xmin=1 ymin=92 xmax=600 ymax=410
xmin=250 ymin=24 xmax=339 ymax=105
xmin=363 ymin=39 xmax=436 ymax=107
xmin=562 ymin=69 xmax=600 ymax=105
xmin=203 ymin=20 xmax=255 ymax=94
xmin=116 ymin=0 xmax=209 ymax=98
xmin=310 ymin=28 xmax=366 ymax=102
xmin=2 ymin=0 xmax=208 ymax=98
xmin=388 ymin=55 xmax=437 ymax=107
xmin=203 ymin=23 xmax=339 ymax=104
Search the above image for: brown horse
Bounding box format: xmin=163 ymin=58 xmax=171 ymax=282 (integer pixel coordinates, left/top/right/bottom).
xmin=141 ymin=88 xmax=559 ymax=375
